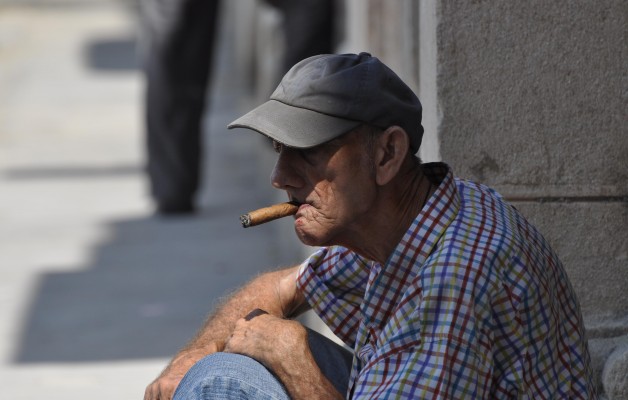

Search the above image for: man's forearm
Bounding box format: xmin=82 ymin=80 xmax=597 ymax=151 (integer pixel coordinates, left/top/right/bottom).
xmin=178 ymin=265 xmax=305 ymax=359
xmin=145 ymin=265 xmax=306 ymax=400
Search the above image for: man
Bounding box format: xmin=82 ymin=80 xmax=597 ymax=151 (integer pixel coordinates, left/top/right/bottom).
xmin=145 ymin=53 xmax=595 ymax=399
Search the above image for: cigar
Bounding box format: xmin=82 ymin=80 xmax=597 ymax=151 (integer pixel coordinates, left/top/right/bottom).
xmin=240 ymin=201 xmax=300 ymax=228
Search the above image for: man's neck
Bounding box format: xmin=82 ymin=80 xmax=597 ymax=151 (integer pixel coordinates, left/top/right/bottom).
xmin=342 ymin=162 xmax=433 ymax=264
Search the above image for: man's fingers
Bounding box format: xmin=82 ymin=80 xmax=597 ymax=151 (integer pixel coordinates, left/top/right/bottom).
xmin=144 ymin=378 xmax=177 ymax=400
xmin=144 ymin=383 xmax=159 ymax=400
xmin=144 ymin=346 xmax=220 ymax=400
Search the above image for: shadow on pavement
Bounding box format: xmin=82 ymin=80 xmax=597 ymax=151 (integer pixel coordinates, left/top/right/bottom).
xmin=9 ymin=0 xmax=303 ymax=365
xmin=13 ymin=208 xmax=296 ymax=363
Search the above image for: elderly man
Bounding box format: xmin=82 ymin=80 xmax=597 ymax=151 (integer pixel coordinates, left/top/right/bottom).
xmin=145 ymin=53 xmax=595 ymax=399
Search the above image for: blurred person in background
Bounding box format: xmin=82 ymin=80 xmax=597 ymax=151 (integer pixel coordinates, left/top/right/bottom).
xmin=139 ymin=0 xmax=335 ymax=216
xmin=139 ymin=0 xmax=221 ymax=215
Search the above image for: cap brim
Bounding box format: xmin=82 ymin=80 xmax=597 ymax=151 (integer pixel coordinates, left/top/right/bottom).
xmin=227 ymin=100 xmax=361 ymax=148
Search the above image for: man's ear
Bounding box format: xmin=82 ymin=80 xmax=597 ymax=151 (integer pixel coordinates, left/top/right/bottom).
xmin=373 ymin=126 xmax=410 ymax=186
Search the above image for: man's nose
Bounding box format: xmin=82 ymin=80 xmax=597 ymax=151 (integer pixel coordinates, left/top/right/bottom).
xmin=271 ymin=150 xmax=303 ymax=190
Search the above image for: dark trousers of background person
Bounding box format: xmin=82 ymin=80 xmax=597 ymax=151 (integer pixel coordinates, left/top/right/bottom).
xmin=139 ymin=0 xmax=220 ymax=214
xmin=139 ymin=0 xmax=333 ymax=215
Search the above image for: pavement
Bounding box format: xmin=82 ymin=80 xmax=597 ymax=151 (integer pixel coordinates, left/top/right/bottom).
xmin=0 ymin=1 xmax=304 ymax=398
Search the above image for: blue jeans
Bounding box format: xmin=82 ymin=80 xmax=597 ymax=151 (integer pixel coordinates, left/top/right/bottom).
xmin=173 ymin=329 xmax=353 ymax=399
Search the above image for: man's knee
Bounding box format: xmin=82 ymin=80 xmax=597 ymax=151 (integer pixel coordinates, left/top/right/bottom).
xmin=173 ymin=353 xmax=290 ymax=400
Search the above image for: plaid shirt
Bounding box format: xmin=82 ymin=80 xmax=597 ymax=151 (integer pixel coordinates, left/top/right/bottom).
xmin=297 ymin=163 xmax=595 ymax=399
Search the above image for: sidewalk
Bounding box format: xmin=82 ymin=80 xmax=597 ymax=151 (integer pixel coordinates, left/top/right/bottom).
xmin=0 ymin=1 xmax=301 ymax=398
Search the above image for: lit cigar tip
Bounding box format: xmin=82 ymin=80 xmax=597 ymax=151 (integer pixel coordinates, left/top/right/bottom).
xmin=240 ymin=214 xmax=252 ymax=228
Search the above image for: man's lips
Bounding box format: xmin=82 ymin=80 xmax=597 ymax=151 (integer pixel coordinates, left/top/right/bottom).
xmin=297 ymin=203 xmax=311 ymax=213
xmin=290 ymin=200 xmax=312 ymax=219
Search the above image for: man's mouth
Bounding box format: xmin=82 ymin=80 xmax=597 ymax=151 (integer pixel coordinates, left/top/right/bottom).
xmin=291 ymin=200 xmax=312 ymax=220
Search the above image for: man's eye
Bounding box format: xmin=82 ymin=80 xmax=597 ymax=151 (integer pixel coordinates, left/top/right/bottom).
xmin=272 ymin=141 xmax=282 ymax=153
xmin=298 ymin=148 xmax=319 ymax=164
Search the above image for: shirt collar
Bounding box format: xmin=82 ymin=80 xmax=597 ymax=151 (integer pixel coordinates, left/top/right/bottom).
xmin=361 ymin=162 xmax=461 ymax=327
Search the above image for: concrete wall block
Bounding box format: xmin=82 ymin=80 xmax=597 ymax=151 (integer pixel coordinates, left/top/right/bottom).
xmin=589 ymin=335 xmax=628 ymax=398
xmin=436 ymin=0 xmax=627 ymax=195
xmin=512 ymin=201 xmax=628 ymax=323
xmin=603 ymin=341 xmax=628 ymax=400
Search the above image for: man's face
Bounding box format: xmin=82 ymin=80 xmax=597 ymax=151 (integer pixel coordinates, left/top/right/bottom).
xmin=270 ymin=129 xmax=377 ymax=247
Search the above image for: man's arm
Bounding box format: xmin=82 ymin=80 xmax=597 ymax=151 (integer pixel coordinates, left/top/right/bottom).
xmin=144 ymin=265 xmax=307 ymax=400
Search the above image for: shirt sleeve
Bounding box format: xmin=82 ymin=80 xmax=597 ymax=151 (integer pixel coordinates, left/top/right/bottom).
xmin=296 ymin=246 xmax=371 ymax=346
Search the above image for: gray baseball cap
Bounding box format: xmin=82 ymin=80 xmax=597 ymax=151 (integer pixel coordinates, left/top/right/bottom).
xmin=228 ymin=52 xmax=424 ymax=152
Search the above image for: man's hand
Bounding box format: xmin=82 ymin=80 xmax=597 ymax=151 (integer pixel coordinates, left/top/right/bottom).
xmin=224 ymin=310 xmax=306 ymax=369
xmin=143 ymin=342 xmax=224 ymax=400
xmin=224 ymin=311 xmax=343 ymax=400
